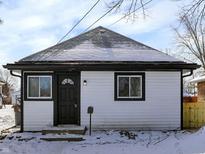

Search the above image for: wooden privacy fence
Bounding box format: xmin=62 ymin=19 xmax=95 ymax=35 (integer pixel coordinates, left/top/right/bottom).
xmin=183 ymin=102 xmax=205 ymax=129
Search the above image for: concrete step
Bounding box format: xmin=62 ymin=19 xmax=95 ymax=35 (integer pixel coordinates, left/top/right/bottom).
xmin=40 ymin=137 xmax=85 ymax=142
xmin=42 ymin=126 xmax=87 ymax=135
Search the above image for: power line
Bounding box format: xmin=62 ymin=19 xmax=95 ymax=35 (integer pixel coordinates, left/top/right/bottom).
xmin=57 ymin=0 xmax=152 ymax=43
xmin=83 ymin=8 xmax=114 ymax=32
xmin=83 ymin=0 xmax=152 ymax=32
xmin=83 ymin=1 xmax=123 ymax=32
xmin=56 ymin=0 xmax=101 ymax=44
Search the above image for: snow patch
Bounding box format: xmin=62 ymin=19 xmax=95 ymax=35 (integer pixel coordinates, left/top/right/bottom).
xmin=0 ymin=105 xmax=15 ymax=132
xmin=1 ymin=105 xmax=205 ymax=154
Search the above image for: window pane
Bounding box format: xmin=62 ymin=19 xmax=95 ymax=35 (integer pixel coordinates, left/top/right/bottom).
xmin=118 ymin=77 xmax=129 ymax=97
xmin=28 ymin=77 xmax=39 ymax=97
xmin=131 ymin=77 xmax=141 ymax=97
xmin=40 ymin=77 xmax=51 ymax=97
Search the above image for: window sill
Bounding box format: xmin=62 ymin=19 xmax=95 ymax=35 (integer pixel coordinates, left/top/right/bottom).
xmin=115 ymin=97 xmax=145 ymax=101
xmin=24 ymin=98 xmax=53 ymax=101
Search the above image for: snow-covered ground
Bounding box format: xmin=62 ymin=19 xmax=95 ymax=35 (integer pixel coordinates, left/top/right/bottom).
xmin=0 ymin=105 xmax=15 ymax=132
xmin=1 ymin=129 xmax=205 ymax=154
xmin=1 ymin=106 xmax=205 ymax=154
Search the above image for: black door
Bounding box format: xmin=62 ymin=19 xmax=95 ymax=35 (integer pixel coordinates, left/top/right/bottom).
xmin=58 ymin=73 xmax=80 ymax=125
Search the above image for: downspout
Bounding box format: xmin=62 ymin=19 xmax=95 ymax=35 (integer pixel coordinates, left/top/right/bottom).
xmin=10 ymin=70 xmax=21 ymax=78
xmin=181 ymin=69 xmax=193 ymax=130
xmin=10 ymin=70 xmax=23 ymax=132
xmin=182 ymin=69 xmax=193 ymax=78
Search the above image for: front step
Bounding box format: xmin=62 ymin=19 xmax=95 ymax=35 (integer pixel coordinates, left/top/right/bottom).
xmin=42 ymin=126 xmax=87 ymax=135
xmin=40 ymin=137 xmax=85 ymax=142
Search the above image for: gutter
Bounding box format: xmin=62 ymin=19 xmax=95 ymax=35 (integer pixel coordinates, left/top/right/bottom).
xmin=10 ymin=70 xmax=23 ymax=132
xmin=10 ymin=70 xmax=21 ymax=78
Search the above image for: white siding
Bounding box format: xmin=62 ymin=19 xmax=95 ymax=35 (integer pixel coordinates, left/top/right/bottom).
xmin=24 ymin=101 xmax=53 ymax=131
xmin=81 ymin=71 xmax=181 ymax=130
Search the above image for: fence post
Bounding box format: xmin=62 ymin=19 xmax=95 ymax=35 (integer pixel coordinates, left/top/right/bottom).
xmin=188 ymin=107 xmax=190 ymax=128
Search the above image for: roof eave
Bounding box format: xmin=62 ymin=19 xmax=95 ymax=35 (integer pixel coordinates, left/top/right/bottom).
xmin=3 ymin=62 xmax=200 ymax=71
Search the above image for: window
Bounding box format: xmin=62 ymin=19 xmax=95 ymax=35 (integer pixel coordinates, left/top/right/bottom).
xmin=27 ymin=76 xmax=52 ymax=99
xmin=115 ymin=73 xmax=145 ymax=101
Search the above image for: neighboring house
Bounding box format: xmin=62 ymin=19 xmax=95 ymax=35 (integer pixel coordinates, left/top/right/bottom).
xmin=190 ymin=76 xmax=205 ymax=102
xmin=4 ymin=26 xmax=200 ymax=132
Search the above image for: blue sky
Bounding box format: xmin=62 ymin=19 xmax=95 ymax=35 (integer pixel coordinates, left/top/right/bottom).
xmin=0 ymin=0 xmax=190 ymax=65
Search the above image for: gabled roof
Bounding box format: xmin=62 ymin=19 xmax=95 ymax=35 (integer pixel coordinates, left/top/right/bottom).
xmin=4 ymin=26 xmax=200 ymax=70
xmin=19 ymin=26 xmax=181 ymax=63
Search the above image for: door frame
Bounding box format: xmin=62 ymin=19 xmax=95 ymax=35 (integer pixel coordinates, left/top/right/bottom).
xmin=53 ymin=71 xmax=81 ymax=126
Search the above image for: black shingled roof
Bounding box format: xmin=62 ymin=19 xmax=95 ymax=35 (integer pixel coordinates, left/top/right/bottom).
xmin=4 ymin=26 xmax=200 ymax=70
xmin=19 ymin=26 xmax=182 ymax=63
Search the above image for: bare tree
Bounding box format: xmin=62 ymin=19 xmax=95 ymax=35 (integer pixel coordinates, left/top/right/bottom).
xmin=106 ymin=0 xmax=152 ymax=21
xmin=106 ymin=0 xmax=204 ymax=22
xmin=174 ymin=9 xmax=205 ymax=69
xmin=182 ymin=0 xmax=205 ymax=21
xmin=0 ymin=69 xmax=18 ymax=95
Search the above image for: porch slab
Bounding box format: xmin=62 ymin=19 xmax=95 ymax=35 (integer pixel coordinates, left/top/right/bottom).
xmin=40 ymin=137 xmax=85 ymax=142
xmin=42 ymin=125 xmax=87 ymax=135
xmin=40 ymin=132 xmax=85 ymax=142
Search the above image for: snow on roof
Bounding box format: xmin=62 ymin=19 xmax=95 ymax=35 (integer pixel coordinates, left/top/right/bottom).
xmin=189 ymin=76 xmax=205 ymax=83
xmin=19 ymin=26 xmax=182 ymax=63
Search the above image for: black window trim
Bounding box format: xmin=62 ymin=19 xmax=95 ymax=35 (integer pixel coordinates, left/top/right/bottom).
xmin=114 ymin=72 xmax=145 ymax=101
xmin=24 ymin=73 xmax=53 ymax=101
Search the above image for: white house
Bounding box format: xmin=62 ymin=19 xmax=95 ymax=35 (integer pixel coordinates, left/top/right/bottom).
xmin=4 ymin=26 xmax=199 ymax=132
